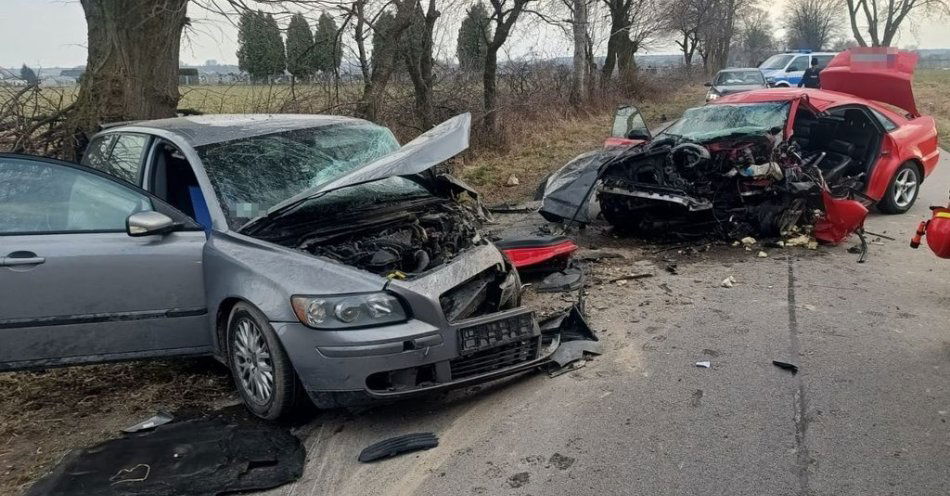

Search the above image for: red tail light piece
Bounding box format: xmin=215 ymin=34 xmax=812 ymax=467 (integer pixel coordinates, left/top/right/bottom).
xmin=501 ymin=240 xmax=578 ymax=268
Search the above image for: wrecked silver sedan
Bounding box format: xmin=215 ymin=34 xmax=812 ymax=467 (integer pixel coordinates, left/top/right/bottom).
xmin=0 ymin=114 xmax=577 ymax=419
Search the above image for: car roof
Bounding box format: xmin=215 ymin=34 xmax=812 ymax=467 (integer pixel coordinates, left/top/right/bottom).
xmin=101 ymin=113 xmax=372 ymax=147
xmin=718 ymin=68 xmax=761 ymax=72
xmin=711 ymin=87 xmax=878 ymax=112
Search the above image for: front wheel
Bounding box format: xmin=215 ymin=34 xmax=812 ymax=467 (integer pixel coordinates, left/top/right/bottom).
xmin=227 ymin=302 xmax=301 ymax=420
xmin=878 ymin=162 xmax=921 ymax=214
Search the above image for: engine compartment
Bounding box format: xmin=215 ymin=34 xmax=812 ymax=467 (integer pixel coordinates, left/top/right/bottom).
xmin=300 ymin=200 xmax=482 ymax=276
xmin=597 ymin=128 xmax=859 ymax=239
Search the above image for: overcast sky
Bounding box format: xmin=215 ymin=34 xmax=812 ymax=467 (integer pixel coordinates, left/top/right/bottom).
xmin=1 ymin=0 xmax=949 ymax=68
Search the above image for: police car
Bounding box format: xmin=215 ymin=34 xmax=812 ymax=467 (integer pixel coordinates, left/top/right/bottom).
xmin=758 ymin=51 xmax=837 ymax=87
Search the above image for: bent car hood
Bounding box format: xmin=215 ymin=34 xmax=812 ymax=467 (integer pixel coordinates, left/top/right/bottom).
xmin=821 ymin=48 xmax=919 ymax=115
xmin=241 ymin=113 xmax=471 ymax=231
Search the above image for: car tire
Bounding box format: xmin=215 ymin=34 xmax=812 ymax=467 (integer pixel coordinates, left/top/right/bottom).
xmin=878 ymin=162 xmax=921 ymax=214
xmin=226 ymin=302 xmax=300 ymax=420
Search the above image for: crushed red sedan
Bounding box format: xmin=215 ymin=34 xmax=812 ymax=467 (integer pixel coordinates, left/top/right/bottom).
xmin=539 ymin=48 xmax=939 ymax=244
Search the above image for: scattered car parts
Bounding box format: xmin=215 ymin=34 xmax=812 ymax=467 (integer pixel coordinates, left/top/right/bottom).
xmin=26 ymin=418 xmax=305 ymax=496
xmin=358 ymin=432 xmax=440 ymax=463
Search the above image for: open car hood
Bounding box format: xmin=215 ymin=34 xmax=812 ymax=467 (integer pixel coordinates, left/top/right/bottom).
xmin=241 ymin=113 xmax=471 ymax=232
xmin=820 ymin=48 xmax=919 ymax=116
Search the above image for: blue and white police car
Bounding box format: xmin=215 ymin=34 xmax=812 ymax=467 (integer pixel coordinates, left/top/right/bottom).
xmin=758 ymin=51 xmax=838 ymax=87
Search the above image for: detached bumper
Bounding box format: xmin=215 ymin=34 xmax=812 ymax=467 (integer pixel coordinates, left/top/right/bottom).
xmin=273 ymin=307 xmax=558 ymax=408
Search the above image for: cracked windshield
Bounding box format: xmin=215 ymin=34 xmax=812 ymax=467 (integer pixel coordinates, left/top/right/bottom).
xmin=2 ymin=0 xmax=950 ymax=495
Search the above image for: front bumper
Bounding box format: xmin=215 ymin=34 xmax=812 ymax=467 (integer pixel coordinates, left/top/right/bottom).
xmin=274 ymin=306 xmax=559 ymax=407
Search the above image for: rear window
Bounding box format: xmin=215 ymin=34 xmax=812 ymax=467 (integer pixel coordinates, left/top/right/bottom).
xmin=813 ymin=55 xmax=834 ymax=68
xmin=760 ymin=54 xmax=794 ymax=70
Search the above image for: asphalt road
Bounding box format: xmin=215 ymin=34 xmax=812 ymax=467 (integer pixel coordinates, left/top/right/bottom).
xmin=262 ymin=153 xmax=950 ymax=496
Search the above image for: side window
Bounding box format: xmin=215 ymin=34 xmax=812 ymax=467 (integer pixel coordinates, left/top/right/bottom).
xmin=81 ymin=134 xmax=117 ymax=170
xmin=81 ymin=133 xmax=149 ymax=185
xmin=813 ymin=55 xmax=833 ymax=68
xmin=787 ymin=56 xmax=808 ymax=72
xmin=0 ymin=157 xmax=152 ymax=235
xmin=869 ymin=108 xmax=899 ymax=132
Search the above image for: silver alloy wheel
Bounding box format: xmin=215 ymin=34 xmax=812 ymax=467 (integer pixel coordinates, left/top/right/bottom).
xmin=893 ymin=167 xmax=918 ymax=208
xmin=232 ymin=318 xmax=275 ymax=405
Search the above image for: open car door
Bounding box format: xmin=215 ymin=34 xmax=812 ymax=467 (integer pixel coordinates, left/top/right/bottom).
xmin=821 ymin=48 xmax=920 ymax=116
xmin=0 ymin=155 xmax=211 ymax=370
xmin=605 ymin=105 xmax=652 ymax=147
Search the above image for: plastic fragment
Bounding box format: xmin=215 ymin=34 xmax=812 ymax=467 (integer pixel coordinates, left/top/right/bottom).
xmin=772 ymin=360 xmax=799 ymax=375
xmin=720 ymin=276 xmax=736 ymax=288
xmin=358 ymin=433 xmax=439 ymax=463
xmin=695 ymin=361 xmax=711 ymax=368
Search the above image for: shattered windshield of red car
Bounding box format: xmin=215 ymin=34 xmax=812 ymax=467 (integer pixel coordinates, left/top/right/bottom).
xmin=660 ymin=102 xmax=790 ymax=142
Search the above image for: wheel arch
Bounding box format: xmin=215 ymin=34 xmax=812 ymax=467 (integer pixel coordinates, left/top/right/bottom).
xmin=214 ymin=296 xmax=252 ymax=364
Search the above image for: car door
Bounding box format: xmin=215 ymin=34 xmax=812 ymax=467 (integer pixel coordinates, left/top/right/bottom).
xmin=785 ymin=55 xmax=809 ymax=85
xmin=0 ymin=154 xmax=211 ymax=371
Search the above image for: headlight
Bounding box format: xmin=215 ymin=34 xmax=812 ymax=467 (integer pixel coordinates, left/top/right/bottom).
xmin=291 ymin=293 xmax=408 ymax=329
xmin=706 ymin=91 xmax=719 ymax=101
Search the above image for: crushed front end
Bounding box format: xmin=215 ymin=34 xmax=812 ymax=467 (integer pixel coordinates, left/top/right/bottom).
xmin=248 ymin=175 xmax=589 ymax=407
xmin=597 ymin=133 xmax=824 ymax=239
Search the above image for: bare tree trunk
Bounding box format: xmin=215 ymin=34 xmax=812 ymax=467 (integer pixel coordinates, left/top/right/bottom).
xmin=404 ymin=0 xmax=439 ymax=129
xmin=482 ymin=0 xmax=533 ymax=137
xmin=569 ymin=0 xmax=589 ymax=106
xmin=70 ymin=0 xmax=188 ymax=158
xmin=483 ymin=48 xmax=499 ymax=135
xmin=600 ymin=0 xmax=632 ymax=89
xmin=356 ymin=0 xmax=416 ymax=121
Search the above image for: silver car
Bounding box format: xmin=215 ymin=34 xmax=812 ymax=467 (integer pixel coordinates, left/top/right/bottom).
xmin=0 ymin=114 xmax=560 ymax=419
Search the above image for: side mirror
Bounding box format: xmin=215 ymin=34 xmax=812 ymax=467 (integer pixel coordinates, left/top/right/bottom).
xmin=127 ymin=211 xmax=177 ymax=237
xmin=703 ymin=82 xmax=712 ymax=87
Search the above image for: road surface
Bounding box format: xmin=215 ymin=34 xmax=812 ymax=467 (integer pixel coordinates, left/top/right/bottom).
xmin=262 ymin=153 xmax=950 ymax=496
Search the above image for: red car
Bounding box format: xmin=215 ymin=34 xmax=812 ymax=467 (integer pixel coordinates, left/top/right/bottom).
xmin=540 ymin=48 xmax=938 ymax=241
xmin=712 ymin=48 xmax=939 ymax=214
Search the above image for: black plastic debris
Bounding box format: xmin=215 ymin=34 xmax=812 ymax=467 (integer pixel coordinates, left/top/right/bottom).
xmin=358 ymin=433 xmax=439 ymax=463
xmin=772 ymin=360 xmax=799 ymax=375
xmin=26 ymin=418 xmax=305 ymax=496
xmin=121 ymin=411 xmax=174 ymax=433
xmin=540 ymin=305 xmax=602 ymax=375
xmin=535 ymin=265 xmax=586 ymax=293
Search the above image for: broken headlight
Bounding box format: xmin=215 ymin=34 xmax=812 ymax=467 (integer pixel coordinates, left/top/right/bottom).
xmin=291 ymin=293 xmax=408 ymax=329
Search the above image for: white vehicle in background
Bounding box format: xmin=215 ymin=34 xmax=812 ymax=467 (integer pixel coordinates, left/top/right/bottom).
xmin=758 ymin=51 xmax=837 ymax=87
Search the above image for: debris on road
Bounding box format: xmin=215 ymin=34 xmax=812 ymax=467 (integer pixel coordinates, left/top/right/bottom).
xmin=536 ymin=265 xmax=586 ymax=292
xmin=757 ymin=251 xmax=769 ymax=258
xmin=121 ymin=412 xmax=174 ymax=433
xmin=741 ymin=237 xmax=757 ymax=247
xmin=495 ymin=235 xmax=578 ymax=270
xmin=608 ymin=271 xmax=654 ymax=283
xmin=772 ymin=360 xmax=800 ymax=375
xmin=541 ymin=304 xmax=602 ymax=374
xmin=358 ymin=433 xmax=439 ymax=463
xmin=487 ymin=201 xmax=539 ymax=214
xmin=721 ymin=276 xmax=737 ymax=288
xmin=695 ymin=361 xmax=712 ymax=368
xmin=27 ymin=418 xmax=305 ymax=496
xmin=576 ymin=249 xmax=625 ymax=262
